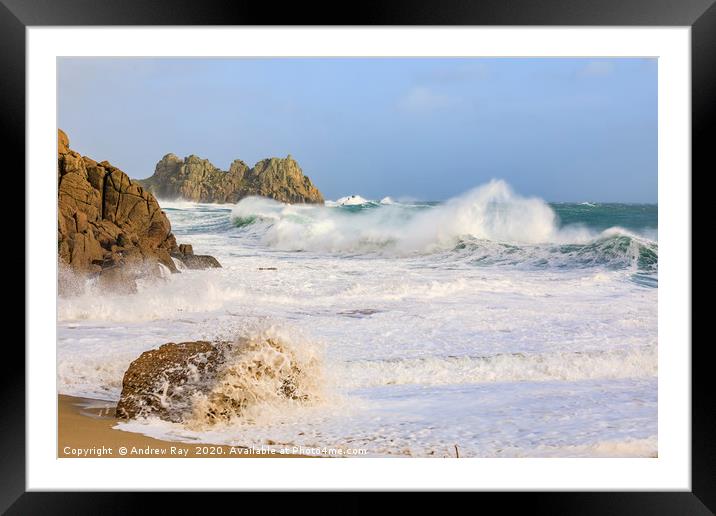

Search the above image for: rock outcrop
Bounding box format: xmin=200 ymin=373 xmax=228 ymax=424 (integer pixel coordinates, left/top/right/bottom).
xmin=116 ymin=336 xmax=320 ymax=424
xmin=58 ymin=129 xmax=220 ymax=295
xmin=139 ymin=153 xmax=324 ymax=204
xmin=115 ymin=341 xmax=220 ymax=421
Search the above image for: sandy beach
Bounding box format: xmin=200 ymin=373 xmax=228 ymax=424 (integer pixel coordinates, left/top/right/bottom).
xmin=58 ymin=395 xmax=303 ymax=458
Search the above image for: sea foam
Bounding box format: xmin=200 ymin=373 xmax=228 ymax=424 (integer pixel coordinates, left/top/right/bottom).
xmin=229 ymin=181 xmax=657 ymax=275
xmin=59 ymin=180 xmax=658 ymax=457
xmin=231 ymin=180 xmax=647 ymax=254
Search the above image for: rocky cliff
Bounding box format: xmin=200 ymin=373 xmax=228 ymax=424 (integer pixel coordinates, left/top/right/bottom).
xmin=58 ymin=129 xmax=220 ymax=295
xmin=139 ymin=153 xmax=324 ymax=204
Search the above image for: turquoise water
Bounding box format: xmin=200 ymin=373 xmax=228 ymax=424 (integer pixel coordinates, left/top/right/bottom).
xmin=552 ymin=203 xmax=657 ymax=234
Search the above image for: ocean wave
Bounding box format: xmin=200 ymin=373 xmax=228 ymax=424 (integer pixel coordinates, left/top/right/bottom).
xmin=187 ymin=328 xmax=325 ymax=428
xmin=232 ymin=180 xmax=576 ymax=250
xmin=326 ymin=194 xmax=375 ymax=207
xmin=228 ymin=180 xmax=657 ymax=272
xmin=335 ymin=346 xmax=657 ymax=389
xmin=451 ymin=230 xmax=658 ymax=273
xmin=57 ymin=272 xmax=252 ymax=322
xmin=160 ymin=201 xmax=234 ymax=235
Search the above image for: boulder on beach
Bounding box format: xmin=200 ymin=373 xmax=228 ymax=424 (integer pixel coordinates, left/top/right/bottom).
xmin=115 ymin=341 xmax=220 ymax=421
xmin=115 ymin=336 xmax=321 ymax=425
xmin=57 ymin=129 xmax=221 ymax=295
xmin=174 ymin=244 xmax=221 ymax=269
xmin=139 ymin=152 xmax=324 ymax=205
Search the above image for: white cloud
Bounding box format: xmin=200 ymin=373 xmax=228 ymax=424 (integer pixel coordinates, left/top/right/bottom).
xmin=577 ymin=61 xmax=615 ymax=78
xmin=397 ymin=86 xmax=456 ymax=112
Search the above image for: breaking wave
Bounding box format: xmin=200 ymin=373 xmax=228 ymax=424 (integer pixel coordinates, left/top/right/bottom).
xmin=188 ymin=328 xmax=325 ymax=428
xmin=123 ymin=326 xmax=326 ymax=429
xmin=449 ymin=230 xmax=658 ymax=273
xmin=336 ymin=346 xmax=657 ymax=390
xmin=230 ymin=180 xmax=657 ymax=273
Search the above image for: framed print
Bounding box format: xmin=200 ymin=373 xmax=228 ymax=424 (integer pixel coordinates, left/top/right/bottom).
xmin=5 ymin=0 xmax=711 ymax=511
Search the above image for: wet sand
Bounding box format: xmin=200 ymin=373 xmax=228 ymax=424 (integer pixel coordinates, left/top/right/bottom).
xmin=58 ymin=395 xmax=304 ymax=458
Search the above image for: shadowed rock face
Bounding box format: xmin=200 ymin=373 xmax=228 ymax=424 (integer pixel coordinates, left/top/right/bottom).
xmin=140 ymin=153 xmax=324 ymax=204
xmin=115 ymin=341 xmax=219 ymax=421
xmin=57 ymin=129 xmax=221 ymax=295
xmin=115 ymin=338 xmax=316 ymax=424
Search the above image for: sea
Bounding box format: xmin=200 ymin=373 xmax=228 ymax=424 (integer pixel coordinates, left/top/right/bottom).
xmin=57 ymin=179 xmax=658 ymax=457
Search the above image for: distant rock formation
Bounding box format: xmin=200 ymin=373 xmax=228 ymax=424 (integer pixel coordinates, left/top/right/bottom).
xmin=57 ymin=129 xmax=220 ymax=295
xmin=139 ymin=153 xmax=324 ymax=204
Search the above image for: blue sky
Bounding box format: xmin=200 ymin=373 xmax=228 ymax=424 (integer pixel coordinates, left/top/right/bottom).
xmin=58 ymin=58 xmax=657 ymax=202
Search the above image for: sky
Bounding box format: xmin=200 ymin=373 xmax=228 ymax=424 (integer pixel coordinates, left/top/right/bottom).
xmin=58 ymin=58 xmax=657 ymax=202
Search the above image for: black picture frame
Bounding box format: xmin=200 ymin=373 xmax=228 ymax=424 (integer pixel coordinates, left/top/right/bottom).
xmin=4 ymin=0 xmax=709 ymax=511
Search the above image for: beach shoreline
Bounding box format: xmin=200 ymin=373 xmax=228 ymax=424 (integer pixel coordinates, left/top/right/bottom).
xmin=58 ymin=394 xmax=304 ymax=458
xmin=57 ymin=197 xmax=658 ymax=458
